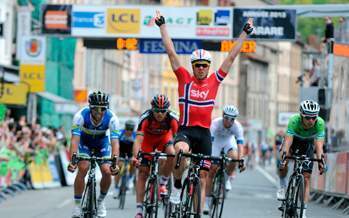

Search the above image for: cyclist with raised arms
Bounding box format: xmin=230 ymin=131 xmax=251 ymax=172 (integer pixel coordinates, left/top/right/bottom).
xmin=113 ymin=119 xmax=137 ymax=198
xmin=68 ymin=91 xmax=120 ymax=218
xmin=132 ymin=94 xmax=178 ymax=218
xmin=279 ymin=100 xmax=325 ymax=218
xmin=204 ymin=105 xmax=245 ymax=213
xmin=154 ymin=10 xmax=253 ymax=214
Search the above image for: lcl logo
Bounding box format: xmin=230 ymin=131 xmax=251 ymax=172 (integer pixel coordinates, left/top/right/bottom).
xmin=110 ymin=13 xmax=138 ymax=23
xmin=107 ymin=9 xmax=140 ymax=34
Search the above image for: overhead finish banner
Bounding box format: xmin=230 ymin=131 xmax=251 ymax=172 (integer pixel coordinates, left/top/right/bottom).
xmin=41 ymin=4 xmax=72 ymax=34
xmin=233 ymin=8 xmax=296 ymax=40
xmin=71 ymin=5 xmax=233 ymax=40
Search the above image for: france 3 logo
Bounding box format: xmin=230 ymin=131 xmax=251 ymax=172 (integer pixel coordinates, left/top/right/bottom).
xmin=72 ymin=11 xmax=105 ymax=28
xmin=196 ymin=9 xmax=230 ymax=26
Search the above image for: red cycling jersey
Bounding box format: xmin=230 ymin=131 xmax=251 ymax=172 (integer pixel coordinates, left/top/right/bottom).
xmin=174 ymin=66 xmax=227 ymax=128
xmin=137 ymin=110 xmax=179 ymax=152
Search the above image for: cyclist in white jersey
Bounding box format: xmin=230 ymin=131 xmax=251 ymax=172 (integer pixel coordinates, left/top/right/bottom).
xmin=204 ymin=105 xmax=245 ymax=214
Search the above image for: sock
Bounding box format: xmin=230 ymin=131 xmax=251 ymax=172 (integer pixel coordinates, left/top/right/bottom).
xmin=160 ymin=176 xmax=169 ymax=186
xmin=280 ymin=177 xmax=287 ymax=189
xmin=229 ymin=175 xmax=235 ymax=181
xmin=74 ymin=195 xmax=82 ymax=207
xmin=97 ymin=191 xmax=107 ymax=204
xmin=174 ymin=179 xmax=182 ymax=189
xmin=205 ymin=196 xmax=212 ymax=206
xmin=136 ymin=203 xmax=143 ymax=214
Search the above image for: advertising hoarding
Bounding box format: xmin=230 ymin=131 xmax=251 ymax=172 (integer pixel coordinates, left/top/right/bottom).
xmin=71 ymin=6 xmax=233 ymax=40
xmin=233 ymin=8 xmax=296 ymax=40
xmin=42 ymin=4 xmax=72 ymax=34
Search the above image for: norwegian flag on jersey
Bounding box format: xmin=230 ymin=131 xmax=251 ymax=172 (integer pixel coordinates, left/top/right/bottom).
xmin=174 ymin=66 xmax=227 ymax=128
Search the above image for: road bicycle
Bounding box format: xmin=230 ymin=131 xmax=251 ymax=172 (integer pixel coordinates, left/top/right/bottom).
xmin=116 ymin=157 xmax=131 ymax=209
xmin=174 ymin=150 xmax=215 ymax=218
xmin=138 ymin=151 xmax=174 ymax=218
xmin=71 ymin=153 xmax=117 ymax=218
xmin=209 ymin=151 xmax=244 ymax=218
xmin=281 ymin=155 xmax=324 ymax=218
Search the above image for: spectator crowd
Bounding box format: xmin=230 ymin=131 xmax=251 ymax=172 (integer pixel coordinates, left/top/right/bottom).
xmin=0 ymin=109 xmax=67 ymax=190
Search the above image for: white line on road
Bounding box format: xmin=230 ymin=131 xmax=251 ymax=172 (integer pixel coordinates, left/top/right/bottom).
xmin=57 ymin=199 xmax=72 ymax=209
xmin=256 ymin=165 xmax=278 ymax=187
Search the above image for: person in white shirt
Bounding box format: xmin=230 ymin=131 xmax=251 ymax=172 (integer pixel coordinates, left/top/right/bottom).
xmin=204 ymin=105 xmax=246 ymax=214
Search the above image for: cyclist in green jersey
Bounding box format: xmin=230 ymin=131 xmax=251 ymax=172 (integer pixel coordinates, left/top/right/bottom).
xmin=279 ymin=100 xmax=325 ymax=218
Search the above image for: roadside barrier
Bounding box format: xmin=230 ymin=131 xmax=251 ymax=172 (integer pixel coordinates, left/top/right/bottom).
xmin=311 ymin=151 xmax=349 ymax=214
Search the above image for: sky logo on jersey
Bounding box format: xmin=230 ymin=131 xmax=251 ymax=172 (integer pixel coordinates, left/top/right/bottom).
xmin=72 ymin=12 xmax=104 ymax=28
xmin=214 ymin=10 xmax=230 ymax=26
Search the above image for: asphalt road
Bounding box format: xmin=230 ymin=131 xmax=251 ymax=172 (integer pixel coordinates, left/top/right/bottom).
xmin=0 ymin=165 xmax=347 ymax=218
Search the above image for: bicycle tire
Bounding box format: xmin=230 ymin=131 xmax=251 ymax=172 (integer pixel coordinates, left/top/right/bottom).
xmin=211 ymin=172 xmax=225 ymax=218
xmin=82 ymin=179 xmax=97 ymax=218
xmin=163 ymin=177 xmax=173 ymax=218
xmin=118 ymin=175 xmax=127 ymax=209
xmin=283 ymin=176 xmax=296 ymax=218
xmin=182 ymin=177 xmax=201 ymax=218
xmin=144 ymin=177 xmax=159 ymax=218
xmin=294 ymin=176 xmax=305 ymax=218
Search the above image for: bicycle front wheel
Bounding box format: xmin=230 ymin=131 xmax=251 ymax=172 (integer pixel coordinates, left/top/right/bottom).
xmin=294 ymin=176 xmax=305 ymax=218
xmin=211 ymin=172 xmax=226 ymax=218
xmin=144 ymin=177 xmax=159 ymax=218
xmin=118 ymin=175 xmax=127 ymax=209
xmin=182 ymin=178 xmax=201 ymax=218
xmin=82 ymin=179 xmax=97 ymax=218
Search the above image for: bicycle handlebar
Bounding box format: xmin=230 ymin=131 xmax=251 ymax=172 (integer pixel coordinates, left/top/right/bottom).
xmin=285 ymin=155 xmax=323 ymax=162
xmin=137 ymin=151 xmax=175 ymax=160
xmin=174 ymin=150 xmax=243 ymax=169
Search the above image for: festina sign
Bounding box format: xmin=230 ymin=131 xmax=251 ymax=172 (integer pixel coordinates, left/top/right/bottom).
xmin=139 ymin=39 xmax=202 ymax=54
xmin=233 ymin=8 xmax=296 ymax=40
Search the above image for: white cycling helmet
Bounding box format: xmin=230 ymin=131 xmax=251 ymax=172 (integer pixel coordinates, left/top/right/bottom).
xmin=190 ymin=49 xmax=212 ymax=63
xmin=299 ymin=100 xmax=320 ymax=116
xmin=223 ymin=105 xmax=239 ymax=118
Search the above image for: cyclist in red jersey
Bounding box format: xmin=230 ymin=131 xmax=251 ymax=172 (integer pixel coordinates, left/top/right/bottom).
xmin=132 ymin=94 xmax=179 ymax=218
xmin=155 ymin=11 xmax=254 ymax=213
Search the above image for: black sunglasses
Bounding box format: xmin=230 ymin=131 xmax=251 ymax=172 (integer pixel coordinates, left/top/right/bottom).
xmin=223 ymin=115 xmax=235 ymax=122
xmin=303 ymin=116 xmax=317 ymax=120
xmin=90 ymin=107 xmax=107 ymax=112
xmin=194 ymin=63 xmax=209 ymax=68
xmin=153 ymin=108 xmax=167 ymax=113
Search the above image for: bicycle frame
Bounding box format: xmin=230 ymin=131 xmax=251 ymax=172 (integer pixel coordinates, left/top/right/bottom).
xmin=175 ymin=151 xmax=215 ymax=218
xmin=118 ymin=157 xmax=130 ymax=209
xmin=73 ymin=154 xmax=116 ymax=218
xmin=138 ymin=151 xmax=174 ymax=218
xmin=281 ymin=155 xmax=323 ymax=218
xmin=210 ymin=151 xmax=243 ymax=218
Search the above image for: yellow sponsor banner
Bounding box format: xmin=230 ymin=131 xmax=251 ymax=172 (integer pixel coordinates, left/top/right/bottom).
xmin=107 ymin=8 xmax=140 ymax=34
xmin=0 ymin=83 xmax=28 ymax=105
xmin=20 ymin=64 xmax=45 ymax=92
xmin=197 ymin=9 xmax=213 ymax=25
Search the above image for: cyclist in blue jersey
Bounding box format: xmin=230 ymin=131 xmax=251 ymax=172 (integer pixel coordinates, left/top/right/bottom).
xmin=113 ymin=119 xmax=136 ymax=197
xmin=68 ymin=91 xmax=120 ymax=218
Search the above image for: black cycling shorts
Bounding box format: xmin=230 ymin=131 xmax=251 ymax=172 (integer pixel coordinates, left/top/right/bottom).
xmin=119 ymin=141 xmax=133 ymax=159
xmin=174 ymin=126 xmax=212 ymax=170
xmin=289 ymin=136 xmax=315 ymax=173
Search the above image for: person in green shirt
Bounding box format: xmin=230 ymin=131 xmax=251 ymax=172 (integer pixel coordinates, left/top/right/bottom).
xmin=279 ymin=100 xmax=325 ymax=218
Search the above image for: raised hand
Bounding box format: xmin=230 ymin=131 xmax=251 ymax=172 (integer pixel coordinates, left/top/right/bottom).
xmin=155 ymin=10 xmax=165 ymax=27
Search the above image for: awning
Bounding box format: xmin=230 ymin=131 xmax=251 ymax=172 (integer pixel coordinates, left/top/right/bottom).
xmin=37 ymin=91 xmax=80 ymax=114
xmin=0 ymin=65 xmax=20 ymax=83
